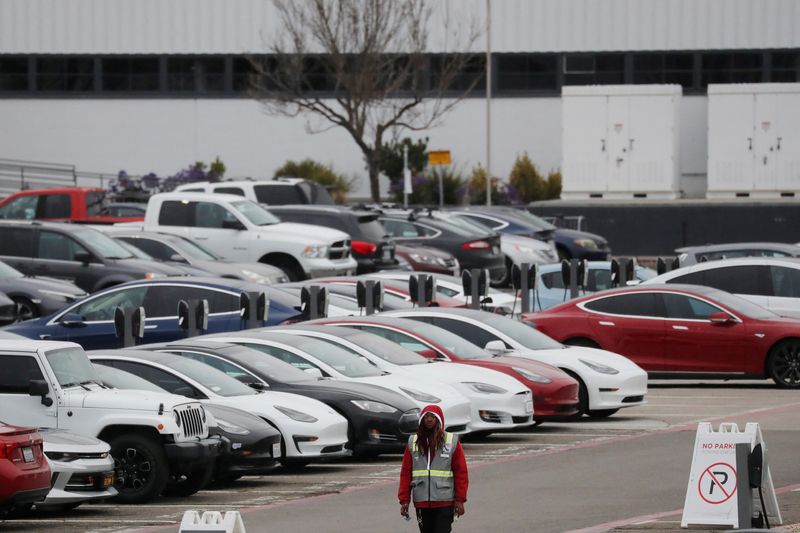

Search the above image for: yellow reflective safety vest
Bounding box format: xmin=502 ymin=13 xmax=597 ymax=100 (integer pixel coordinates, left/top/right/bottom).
xmin=409 ymin=432 xmax=457 ymax=503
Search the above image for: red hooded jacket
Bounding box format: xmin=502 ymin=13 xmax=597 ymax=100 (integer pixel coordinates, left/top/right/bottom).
xmin=398 ymin=405 xmax=468 ymax=508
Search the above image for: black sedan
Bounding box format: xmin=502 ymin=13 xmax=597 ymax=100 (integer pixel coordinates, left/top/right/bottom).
xmin=94 ymin=363 xmax=282 ymax=481
xmin=145 ymin=338 xmax=420 ymax=455
xmin=0 ymin=260 xmax=87 ymax=322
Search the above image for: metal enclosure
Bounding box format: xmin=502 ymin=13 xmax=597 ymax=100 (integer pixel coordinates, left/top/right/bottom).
xmin=562 ymin=85 xmax=682 ymax=200
xmin=707 ymin=83 xmax=800 ymax=198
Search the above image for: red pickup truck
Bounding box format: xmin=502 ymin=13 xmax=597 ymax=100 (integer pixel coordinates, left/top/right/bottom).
xmin=0 ymin=187 xmax=143 ymax=224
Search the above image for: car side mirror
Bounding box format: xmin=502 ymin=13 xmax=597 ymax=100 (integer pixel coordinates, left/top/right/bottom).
xmin=248 ymin=382 xmax=268 ymax=391
xmin=303 ymin=367 xmax=323 ymax=378
xmin=170 ymin=254 xmax=188 ymax=263
xmin=74 ymin=251 xmax=92 ymax=265
xmin=417 ymin=349 xmax=440 ymax=360
xmin=28 ymin=379 xmax=52 ymax=407
xmin=709 ymin=312 xmax=734 ymax=325
xmin=484 ymin=340 xmax=507 ymax=353
xmin=59 ymin=313 xmax=86 ymax=327
xmin=221 ymin=219 xmax=245 ymax=230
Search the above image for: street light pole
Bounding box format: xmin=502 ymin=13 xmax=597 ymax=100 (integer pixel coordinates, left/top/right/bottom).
xmin=485 ymin=0 xmax=492 ymax=207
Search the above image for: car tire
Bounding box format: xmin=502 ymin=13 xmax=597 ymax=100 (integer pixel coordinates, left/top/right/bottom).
xmin=109 ymin=433 xmax=169 ymax=504
xmin=265 ymin=257 xmax=305 ymax=282
xmin=587 ymin=408 xmax=619 ymax=418
xmin=11 ymin=296 xmax=39 ymax=322
xmin=489 ymin=257 xmax=512 ymax=288
xmin=766 ymin=340 xmax=800 ymax=389
xmin=162 ymin=464 xmax=214 ymax=497
xmin=564 ymin=337 xmax=600 ymax=349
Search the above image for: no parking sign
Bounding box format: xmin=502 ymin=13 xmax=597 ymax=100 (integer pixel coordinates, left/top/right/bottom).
xmin=681 ymin=423 xmax=781 ymax=529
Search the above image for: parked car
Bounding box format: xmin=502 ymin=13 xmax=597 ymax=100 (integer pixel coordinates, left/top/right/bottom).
xmin=378 ymin=210 xmax=505 ymax=280
xmin=94 ymin=363 xmax=282 ymax=482
xmin=290 ymin=319 xmax=578 ymax=422
xmin=88 ymin=349 xmax=350 ymax=466
xmin=138 ymin=192 xmax=356 ymax=281
xmin=145 ymin=339 xmax=421 ymax=455
xmin=395 ymin=244 xmax=459 ymax=275
xmin=3 ymin=277 xmax=303 ymax=349
xmin=676 ymin=242 xmax=800 ymax=266
xmin=0 ymin=220 xmax=186 ymax=293
xmin=274 ymin=324 xmax=536 ymax=433
xmin=38 ymin=429 xmax=116 ymax=511
xmin=384 ymin=308 xmax=648 ymax=418
xmin=519 ymin=208 xmax=612 ymax=261
xmin=643 ymin=258 xmax=800 ymax=319
xmin=0 ymin=187 xmax=143 ymax=225
xmin=0 ymin=421 xmax=50 ymax=517
xmin=268 ymin=206 xmax=399 ymax=274
xmin=106 ymin=230 xmax=288 ymax=285
xmin=533 ymin=261 xmax=657 ymax=310
xmin=175 ymin=177 xmax=336 ymax=205
xmin=0 ymin=260 xmax=86 ymax=322
xmin=289 ymin=277 xmax=465 ymax=309
xmin=521 ymin=284 xmax=800 ymax=388
xmin=0 ymin=341 xmax=218 ymax=503
xmin=112 ymin=238 xmax=213 ymax=276
xmin=196 ymin=330 xmax=479 ymax=433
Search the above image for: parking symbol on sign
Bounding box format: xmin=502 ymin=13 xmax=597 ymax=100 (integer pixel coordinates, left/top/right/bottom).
xmin=698 ymin=462 xmax=737 ymax=504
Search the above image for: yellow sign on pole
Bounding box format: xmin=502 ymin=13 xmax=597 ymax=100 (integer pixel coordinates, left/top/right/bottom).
xmin=428 ymin=150 xmax=452 ymax=166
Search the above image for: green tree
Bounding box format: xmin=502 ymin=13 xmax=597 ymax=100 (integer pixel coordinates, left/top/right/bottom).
xmin=466 ymin=165 xmax=511 ymax=205
xmin=380 ymin=137 xmax=429 ymax=182
xmin=544 ymin=169 xmax=562 ymax=200
xmin=508 ymin=152 xmax=545 ymax=202
xmin=273 ymin=159 xmax=355 ymax=203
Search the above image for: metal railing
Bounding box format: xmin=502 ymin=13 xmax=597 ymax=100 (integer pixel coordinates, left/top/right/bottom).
xmin=542 ymin=214 xmax=585 ymax=231
xmin=0 ymin=158 xmax=121 ymax=197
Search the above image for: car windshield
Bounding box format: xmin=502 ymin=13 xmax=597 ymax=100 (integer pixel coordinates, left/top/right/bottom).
xmin=46 ymin=347 xmax=102 ymax=387
xmin=231 ymin=200 xmax=280 ymax=226
xmin=274 ymin=336 xmax=383 ymax=377
xmin=0 ymin=261 xmax=23 ymax=279
xmin=399 ymin=322 xmax=492 ymax=360
xmin=95 ymin=364 xmax=165 ymax=392
xmin=166 ymin=356 xmax=257 ymax=397
xmin=480 ymin=313 xmax=565 ymax=350
xmin=168 ymin=237 xmax=219 ymax=260
xmin=441 ymin=214 xmax=496 ymax=236
xmin=116 ymin=239 xmax=152 ymax=259
xmin=704 ymin=289 xmax=778 ymax=319
xmin=329 ymin=332 xmax=428 ymax=365
xmin=507 ymin=209 xmax=557 ymax=231
xmin=73 ymin=228 xmax=134 ymax=259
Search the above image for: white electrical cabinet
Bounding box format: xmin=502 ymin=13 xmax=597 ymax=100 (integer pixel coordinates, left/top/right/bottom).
xmin=562 ymin=85 xmax=682 ymax=199
xmin=707 ymin=83 xmax=800 ymax=198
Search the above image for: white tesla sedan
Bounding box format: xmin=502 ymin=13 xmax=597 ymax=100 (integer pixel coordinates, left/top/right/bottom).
xmin=266 ymin=326 xmax=536 ymax=433
xmin=199 ymin=331 xmax=475 ymax=434
xmin=87 ymin=350 xmax=349 ymax=465
xmin=383 ymin=308 xmax=648 ymax=418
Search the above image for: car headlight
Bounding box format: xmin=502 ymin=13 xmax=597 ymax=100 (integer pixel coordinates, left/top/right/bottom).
xmin=409 ymin=253 xmax=440 ymax=265
xmin=350 ymin=400 xmax=398 ymax=413
xmin=240 ymin=269 xmax=270 ymax=285
xmin=463 ymin=382 xmax=508 ymax=394
xmin=512 ymin=367 xmax=552 ymax=384
xmin=579 ymin=359 xmax=619 ymax=375
xmin=573 ymin=239 xmax=599 ymax=250
xmin=276 ymin=275 xmax=290 ymax=283
xmin=275 ymin=405 xmax=318 ymax=423
xmin=302 ymin=245 xmax=329 ymax=258
xmin=399 ymin=387 xmax=441 ymax=404
xmin=216 ymin=418 xmax=251 ymax=436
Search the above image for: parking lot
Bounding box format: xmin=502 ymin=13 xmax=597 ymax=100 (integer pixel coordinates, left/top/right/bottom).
xmin=2 ymin=380 xmax=797 ymax=533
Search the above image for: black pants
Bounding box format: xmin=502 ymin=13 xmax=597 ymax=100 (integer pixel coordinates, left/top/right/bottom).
xmin=416 ymin=506 xmax=454 ymax=533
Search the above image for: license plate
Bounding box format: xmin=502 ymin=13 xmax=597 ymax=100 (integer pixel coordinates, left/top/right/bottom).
xmin=102 ymin=473 xmax=114 ymax=487
xmin=525 ymin=400 xmax=533 ymax=414
xmin=272 ymin=442 xmax=282 ymax=458
xmin=21 ymin=446 xmax=34 ymax=463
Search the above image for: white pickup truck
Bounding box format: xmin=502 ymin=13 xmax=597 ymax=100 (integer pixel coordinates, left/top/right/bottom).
xmin=132 ymin=192 xmax=356 ymax=281
xmin=0 ymin=340 xmax=220 ymax=503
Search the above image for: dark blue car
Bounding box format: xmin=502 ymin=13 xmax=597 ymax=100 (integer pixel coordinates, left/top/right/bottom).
xmin=2 ymin=277 xmax=302 ymax=349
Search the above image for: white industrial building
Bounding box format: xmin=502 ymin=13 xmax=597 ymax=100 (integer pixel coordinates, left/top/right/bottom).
xmin=1 ymin=0 xmax=799 ymax=199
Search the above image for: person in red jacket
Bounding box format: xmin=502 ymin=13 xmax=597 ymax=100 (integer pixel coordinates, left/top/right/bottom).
xmin=398 ymin=404 xmax=468 ymax=533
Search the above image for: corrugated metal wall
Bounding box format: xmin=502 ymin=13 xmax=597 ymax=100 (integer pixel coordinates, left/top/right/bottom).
xmin=2 ymin=0 xmax=798 ymax=55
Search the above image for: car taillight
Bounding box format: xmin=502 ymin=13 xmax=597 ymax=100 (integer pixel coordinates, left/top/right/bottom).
xmin=462 ymin=240 xmax=491 ymax=250
xmin=351 ymin=241 xmax=377 ymax=256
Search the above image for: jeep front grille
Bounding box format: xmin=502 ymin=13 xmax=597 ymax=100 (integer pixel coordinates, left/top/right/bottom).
xmin=176 ymin=404 xmax=208 ymax=439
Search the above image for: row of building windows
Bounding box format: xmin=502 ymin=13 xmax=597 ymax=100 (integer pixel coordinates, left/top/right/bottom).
xmin=0 ymin=50 xmax=798 ymax=97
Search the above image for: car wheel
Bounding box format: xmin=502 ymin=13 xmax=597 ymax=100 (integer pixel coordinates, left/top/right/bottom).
xmin=766 ymin=340 xmax=800 ymax=389
xmin=109 ymin=434 xmax=169 ymax=504
xmin=564 ymin=337 xmax=600 ymax=349
xmin=162 ymin=465 xmax=214 ymax=497
xmin=489 ymin=257 xmax=512 ymax=288
xmin=587 ymin=409 xmax=619 ymax=418
xmin=12 ymin=297 xmax=39 ymax=322
xmin=265 ymin=257 xmax=305 ymax=282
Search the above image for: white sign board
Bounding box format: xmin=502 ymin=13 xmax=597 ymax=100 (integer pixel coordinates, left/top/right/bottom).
xmin=681 ymin=422 xmax=781 ymax=529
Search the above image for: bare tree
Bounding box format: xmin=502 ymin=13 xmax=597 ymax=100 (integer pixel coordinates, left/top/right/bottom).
xmin=251 ymin=0 xmax=482 ymax=201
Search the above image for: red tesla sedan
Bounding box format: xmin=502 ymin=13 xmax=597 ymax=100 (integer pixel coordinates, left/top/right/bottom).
xmin=0 ymin=421 xmax=51 ymax=516
xmin=313 ymin=316 xmax=581 ymax=421
xmin=520 ymin=284 xmax=800 ymax=388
